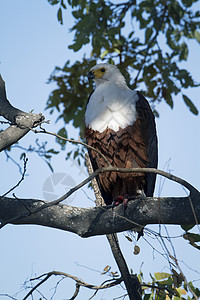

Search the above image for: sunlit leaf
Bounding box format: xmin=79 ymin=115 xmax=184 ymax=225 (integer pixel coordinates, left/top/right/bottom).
xmin=154 ymin=272 xmax=171 ymax=280
xmin=113 ymin=48 xmax=121 ymax=54
xmin=194 ymin=30 xmax=200 ymax=43
xmin=101 ymin=265 xmax=111 ymax=274
xmin=100 ymin=49 xmax=109 ymax=59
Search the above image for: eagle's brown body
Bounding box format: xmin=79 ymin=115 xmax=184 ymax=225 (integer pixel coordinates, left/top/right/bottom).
xmin=85 ymin=64 xmax=158 ymax=206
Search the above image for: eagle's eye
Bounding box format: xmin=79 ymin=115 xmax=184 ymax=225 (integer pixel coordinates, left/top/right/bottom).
xmin=100 ymin=68 xmax=105 ymax=72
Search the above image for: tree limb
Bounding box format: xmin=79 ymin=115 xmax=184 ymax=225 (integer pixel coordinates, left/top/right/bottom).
xmin=0 ymin=74 xmax=45 ymax=151
xmin=0 ymin=193 xmax=199 ymax=237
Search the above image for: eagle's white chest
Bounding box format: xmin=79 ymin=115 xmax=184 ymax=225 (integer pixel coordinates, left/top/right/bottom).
xmin=85 ymin=82 xmax=138 ymax=132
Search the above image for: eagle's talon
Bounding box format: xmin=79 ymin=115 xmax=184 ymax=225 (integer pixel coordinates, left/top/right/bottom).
xmin=113 ymin=195 xmax=124 ymax=206
xmin=113 ymin=195 xmax=129 ymax=209
xmin=122 ymin=198 xmax=129 ymax=209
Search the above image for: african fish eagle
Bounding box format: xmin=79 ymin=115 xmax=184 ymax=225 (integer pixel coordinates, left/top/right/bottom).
xmin=85 ymin=63 xmax=158 ymax=207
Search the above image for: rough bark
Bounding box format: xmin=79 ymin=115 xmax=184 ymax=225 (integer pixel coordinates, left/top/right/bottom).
xmin=0 ymin=194 xmax=199 ymax=237
xmin=0 ymin=74 xmax=44 ymax=151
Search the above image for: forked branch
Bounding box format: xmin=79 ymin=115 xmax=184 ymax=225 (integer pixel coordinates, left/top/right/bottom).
xmin=0 ymin=75 xmax=45 ymax=151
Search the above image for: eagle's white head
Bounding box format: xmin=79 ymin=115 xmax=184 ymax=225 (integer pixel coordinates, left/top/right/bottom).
xmin=88 ymin=63 xmax=127 ymax=88
xmin=85 ymin=63 xmax=138 ymax=132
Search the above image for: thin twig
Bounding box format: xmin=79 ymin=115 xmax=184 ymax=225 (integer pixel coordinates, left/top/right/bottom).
xmin=69 ymin=283 xmax=80 ymax=300
xmin=23 ymin=270 xmax=123 ymax=299
xmin=23 ymin=273 xmax=52 ymax=300
xmin=0 ymin=294 xmax=18 ymax=300
xmin=30 ymin=127 xmax=111 ymax=166
xmin=1 ymin=153 xmax=28 ymax=198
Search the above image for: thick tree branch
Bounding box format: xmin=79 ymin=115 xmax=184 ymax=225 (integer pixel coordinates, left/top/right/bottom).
xmin=0 ymin=75 xmax=45 ymax=151
xmin=0 ymin=165 xmax=199 ymax=234
xmin=0 ymin=193 xmax=199 ymax=237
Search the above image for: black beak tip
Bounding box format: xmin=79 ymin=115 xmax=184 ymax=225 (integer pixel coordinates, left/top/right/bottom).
xmin=88 ymin=71 xmax=95 ymax=81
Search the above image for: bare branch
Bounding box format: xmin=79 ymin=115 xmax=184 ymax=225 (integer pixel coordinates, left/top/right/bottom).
xmin=30 ymin=127 xmax=111 ymax=166
xmin=0 ymin=165 xmax=199 ymax=234
xmin=0 ymin=74 xmax=45 ymax=151
xmin=0 ymin=190 xmax=199 ymax=237
xmin=23 ymin=270 xmax=123 ymax=300
xmin=70 ymin=283 xmax=80 ymax=300
xmin=1 ymin=154 xmax=28 ymax=197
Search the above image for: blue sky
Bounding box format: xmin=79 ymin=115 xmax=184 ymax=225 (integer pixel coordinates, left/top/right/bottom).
xmin=0 ymin=0 xmax=200 ymax=299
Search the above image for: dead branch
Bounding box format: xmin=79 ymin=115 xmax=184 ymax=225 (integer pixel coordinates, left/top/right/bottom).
xmin=23 ymin=269 xmax=180 ymax=300
xmin=23 ymin=270 xmax=123 ymax=300
xmin=2 ymin=154 xmax=28 ymax=197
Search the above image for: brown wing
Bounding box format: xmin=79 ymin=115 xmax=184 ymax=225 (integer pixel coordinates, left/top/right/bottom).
xmin=136 ymin=91 xmax=158 ymax=197
xmin=84 ymin=91 xmax=158 ymax=204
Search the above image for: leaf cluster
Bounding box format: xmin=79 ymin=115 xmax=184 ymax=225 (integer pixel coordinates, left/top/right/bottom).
xmin=139 ymin=270 xmax=200 ymax=299
xmin=181 ymin=224 xmax=200 ymax=250
xmin=46 ymin=0 xmax=200 ymax=156
xmin=100 ymin=266 xmax=200 ymax=299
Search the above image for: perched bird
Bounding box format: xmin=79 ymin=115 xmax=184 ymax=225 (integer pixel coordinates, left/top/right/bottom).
xmin=85 ymin=63 xmax=158 ymax=207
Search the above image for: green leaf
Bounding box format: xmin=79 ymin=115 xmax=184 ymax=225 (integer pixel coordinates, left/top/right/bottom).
xmin=61 ymin=0 xmax=67 ymax=9
xmin=183 ymin=233 xmax=200 ymax=250
xmin=128 ymin=31 xmax=134 ymax=39
xmin=56 ymin=127 xmax=68 ymax=149
xmin=144 ymin=294 xmax=152 ymax=300
xmin=57 ymin=7 xmax=63 ymax=25
xmin=113 ymin=48 xmax=121 ymax=54
xmin=182 ymin=94 xmax=198 ymax=115
xmin=48 ymin=0 xmax=59 ymax=5
xmin=154 ymin=272 xmax=171 ymax=280
xmin=179 ymin=43 xmax=188 ymax=61
xmin=194 ymin=30 xmax=200 ymax=43
xmin=187 ymin=233 xmax=200 ymax=243
xmin=145 ymin=28 xmax=153 ymax=44
xmin=181 ymin=224 xmax=195 ymax=232
xmin=100 ymin=49 xmax=109 ymax=59
xmin=181 ymin=0 xmax=193 ymax=7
